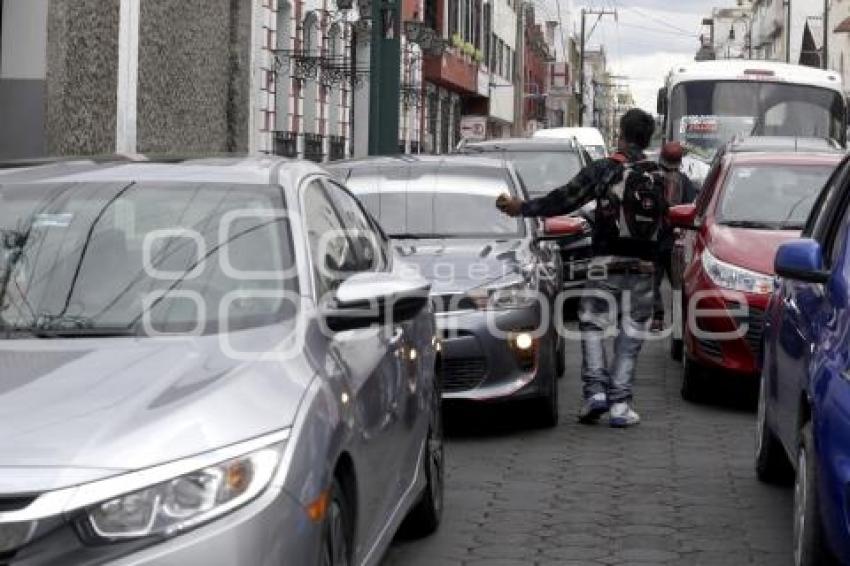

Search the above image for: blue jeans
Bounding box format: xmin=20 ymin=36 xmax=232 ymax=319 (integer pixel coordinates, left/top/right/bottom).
xmin=579 ymin=272 xmax=654 ymax=403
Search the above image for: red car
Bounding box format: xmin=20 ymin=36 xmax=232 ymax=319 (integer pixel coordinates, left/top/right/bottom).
xmin=669 ymin=151 xmax=843 ymax=401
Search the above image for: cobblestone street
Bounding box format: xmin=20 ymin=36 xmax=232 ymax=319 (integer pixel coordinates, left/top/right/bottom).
xmin=384 ymin=337 xmax=793 ymax=566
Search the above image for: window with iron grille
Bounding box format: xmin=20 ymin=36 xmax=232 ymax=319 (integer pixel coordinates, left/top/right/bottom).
xmin=274 ymin=131 xmax=298 ymax=157
xmin=329 ymin=136 xmax=346 ymax=160
xmin=304 ymin=133 xmax=324 ymax=162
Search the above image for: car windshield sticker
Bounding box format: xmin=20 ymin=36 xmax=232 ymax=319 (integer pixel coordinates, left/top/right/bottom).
xmin=32 ymin=213 xmax=73 ymax=228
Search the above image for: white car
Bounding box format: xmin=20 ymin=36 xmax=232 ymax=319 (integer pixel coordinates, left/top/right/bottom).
xmin=533 ymin=127 xmax=608 ymax=160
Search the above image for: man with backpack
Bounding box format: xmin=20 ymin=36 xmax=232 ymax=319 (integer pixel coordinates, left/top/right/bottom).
xmin=496 ymin=108 xmax=662 ymax=427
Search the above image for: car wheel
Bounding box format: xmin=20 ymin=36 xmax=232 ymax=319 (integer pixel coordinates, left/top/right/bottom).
xmin=671 ymin=296 xmax=684 ymax=361
xmin=321 ymin=479 xmax=352 ymax=566
xmin=534 ymin=337 xmax=560 ymax=428
xmin=755 ymin=374 xmax=793 ymax=484
xmin=555 ymin=335 xmax=566 ymax=379
xmin=401 ymin=387 xmax=444 ymax=537
xmin=793 ymin=423 xmax=837 ymax=566
xmin=681 ymin=350 xmax=705 ymax=403
xmin=670 ymin=338 xmax=683 ymax=362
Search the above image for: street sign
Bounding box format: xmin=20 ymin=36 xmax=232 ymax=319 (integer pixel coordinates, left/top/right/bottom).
xmin=460 ymin=116 xmax=487 ymax=141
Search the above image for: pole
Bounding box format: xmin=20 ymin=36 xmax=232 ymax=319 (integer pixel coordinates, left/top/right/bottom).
xmin=579 ymin=9 xmax=586 ymax=127
xmin=368 ymin=0 xmax=401 ymax=155
xmin=785 ymin=0 xmax=791 ymax=63
xmin=578 ymin=7 xmax=616 ymax=128
xmin=514 ymin=2 xmax=526 ymax=136
xmin=823 ymin=0 xmax=829 ymax=69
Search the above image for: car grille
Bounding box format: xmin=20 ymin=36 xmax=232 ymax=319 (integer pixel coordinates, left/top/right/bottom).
xmin=431 ymin=294 xmax=477 ymax=313
xmin=439 ymin=357 xmax=487 ymax=393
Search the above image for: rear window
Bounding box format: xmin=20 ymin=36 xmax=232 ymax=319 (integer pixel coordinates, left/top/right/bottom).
xmin=345 ymin=165 xmax=524 ymax=238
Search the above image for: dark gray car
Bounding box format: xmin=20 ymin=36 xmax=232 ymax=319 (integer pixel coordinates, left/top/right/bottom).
xmin=328 ymin=156 xmax=564 ymax=427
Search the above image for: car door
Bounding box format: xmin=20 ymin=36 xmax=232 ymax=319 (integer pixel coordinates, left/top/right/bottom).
xmin=301 ymin=178 xmax=406 ymax=553
xmin=773 ymin=160 xmax=850 ymax=449
xmin=323 ymin=177 xmax=429 ymax=484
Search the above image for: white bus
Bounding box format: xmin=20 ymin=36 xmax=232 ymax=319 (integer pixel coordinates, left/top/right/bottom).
xmin=658 ymin=60 xmax=847 ymax=162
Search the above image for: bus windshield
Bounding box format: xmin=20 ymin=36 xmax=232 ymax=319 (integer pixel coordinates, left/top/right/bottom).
xmin=669 ymin=80 xmax=845 ymax=156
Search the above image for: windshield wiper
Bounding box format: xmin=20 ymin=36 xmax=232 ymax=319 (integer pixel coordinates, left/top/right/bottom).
xmin=720 ymin=220 xmax=778 ymax=230
xmin=389 ymin=233 xmax=450 ymax=239
xmin=20 ymin=313 xmax=140 ymax=338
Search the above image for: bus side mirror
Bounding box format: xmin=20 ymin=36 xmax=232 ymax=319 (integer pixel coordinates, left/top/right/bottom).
xmin=657 ymin=87 xmax=668 ymax=115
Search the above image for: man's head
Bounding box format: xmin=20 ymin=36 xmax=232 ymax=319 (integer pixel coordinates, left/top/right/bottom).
xmin=659 ymin=141 xmax=684 ymax=171
xmin=619 ymin=108 xmax=655 ymax=150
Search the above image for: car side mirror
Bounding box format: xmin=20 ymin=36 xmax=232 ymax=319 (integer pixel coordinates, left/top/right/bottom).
xmin=775 ymin=239 xmax=829 ymax=284
xmin=540 ymin=215 xmax=588 ymax=240
xmin=321 ymin=271 xmax=431 ymax=332
xmin=668 ymin=204 xmax=699 ymax=230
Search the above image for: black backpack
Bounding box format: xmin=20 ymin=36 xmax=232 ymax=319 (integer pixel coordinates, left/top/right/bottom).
xmin=594 ymin=158 xmax=668 ymax=258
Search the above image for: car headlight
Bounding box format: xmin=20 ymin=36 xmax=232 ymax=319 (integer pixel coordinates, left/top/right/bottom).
xmin=702 ymin=249 xmax=773 ymax=295
xmin=84 ymin=446 xmax=281 ymax=541
xmin=467 ymin=272 xmax=539 ymax=310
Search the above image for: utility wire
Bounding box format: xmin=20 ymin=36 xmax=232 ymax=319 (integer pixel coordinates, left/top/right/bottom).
xmin=621 ymin=5 xmax=699 ymax=37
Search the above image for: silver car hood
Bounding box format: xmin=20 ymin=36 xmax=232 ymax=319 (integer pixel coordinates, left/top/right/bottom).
xmin=393 ymin=238 xmax=528 ymax=295
xmin=0 ymin=325 xmax=312 ymax=492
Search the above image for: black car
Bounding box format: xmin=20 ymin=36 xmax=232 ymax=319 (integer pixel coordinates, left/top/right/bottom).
xmin=327 ymin=155 xmax=565 ymax=427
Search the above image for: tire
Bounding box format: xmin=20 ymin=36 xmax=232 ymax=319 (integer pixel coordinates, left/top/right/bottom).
xmin=401 ymin=384 xmax=444 ymax=537
xmin=755 ymin=374 xmax=793 ymax=484
xmin=534 ymin=338 xmax=560 ymax=428
xmin=555 ymin=335 xmax=566 ymax=379
xmin=681 ymin=351 xmax=705 ymax=403
xmin=670 ymin=338 xmax=683 ymax=362
xmin=793 ymin=423 xmax=837 ymax=566
xmin=321 ymin=479 xmax=353 ymax=566
xmin=671 ymin=295 xmax=684 ymax=361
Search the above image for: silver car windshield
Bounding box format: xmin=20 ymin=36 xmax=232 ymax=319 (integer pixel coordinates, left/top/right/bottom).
xmin=0 ymin=182 xmax=297 ymax=336
xmin=347 ymin=165 xmax=524 ymax=239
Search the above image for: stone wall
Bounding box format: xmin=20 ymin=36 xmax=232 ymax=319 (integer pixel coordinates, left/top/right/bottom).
xmin=46 ymin=0 xmax=120 ymax=156
xmin=137 ymin=0 xmax=251 ymax=154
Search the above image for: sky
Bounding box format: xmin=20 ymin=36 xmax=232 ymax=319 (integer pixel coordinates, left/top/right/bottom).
xmin=535 ymin=0 xmax=734 ymax=113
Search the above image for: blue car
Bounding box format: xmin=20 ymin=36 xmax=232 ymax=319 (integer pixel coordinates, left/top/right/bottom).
xmin=758 ymin=155 xmax=850 ymax=566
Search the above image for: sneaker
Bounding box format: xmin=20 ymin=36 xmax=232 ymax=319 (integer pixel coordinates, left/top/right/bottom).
xmin=578 ymin=393 xmax=609 ymax=424
xmin=609 ymin=402 xmax=640 ymax=428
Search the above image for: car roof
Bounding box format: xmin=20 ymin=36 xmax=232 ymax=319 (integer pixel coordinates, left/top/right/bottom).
xmin=0 ymin=156 xmax=325 ymax=189
xmin=724 ymin=136 xmax=844 ymax=154
xmin=727 ymin=151 xmax=845 ymax=166
xmin=461 ymin=138 xmax=581 ymax=152
xmin=325 ymin=154 xmax=513 ymax=173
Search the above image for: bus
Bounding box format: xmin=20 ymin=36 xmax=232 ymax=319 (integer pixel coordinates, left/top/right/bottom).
xmin=657 ymin=60 xmax=847 ymax=181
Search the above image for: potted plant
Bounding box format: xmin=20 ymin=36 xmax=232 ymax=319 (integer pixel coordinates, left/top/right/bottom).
xmin=473 ymin=48 xmax=484 ymax=63
xmin=451 ymin=33 xmax=463 ymax=49
xmin=462 ymin=42 xmax=475 ymax=57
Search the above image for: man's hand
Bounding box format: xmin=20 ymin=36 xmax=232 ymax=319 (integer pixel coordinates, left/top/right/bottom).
xmin=496 ymin=194 xmax=524 ymax=217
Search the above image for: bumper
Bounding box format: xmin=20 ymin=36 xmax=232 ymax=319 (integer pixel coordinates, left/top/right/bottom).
xmin=9 ymin=486 xmax=321 ymax=566
xmin=436 ymin=306 xmax=550 ymax=402
xmin=684 ymin=271 xmax=768 ymax=375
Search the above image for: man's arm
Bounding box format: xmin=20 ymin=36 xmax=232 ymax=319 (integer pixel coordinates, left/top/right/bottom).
xmin=497 ymin=160 xmax=611 ymax=218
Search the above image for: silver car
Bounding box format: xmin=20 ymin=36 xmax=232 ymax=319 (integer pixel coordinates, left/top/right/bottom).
xmin=328 ymin=156 xmax=564 ymax=428
xmin=0 ymin=157 xmax=442 ymax=565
